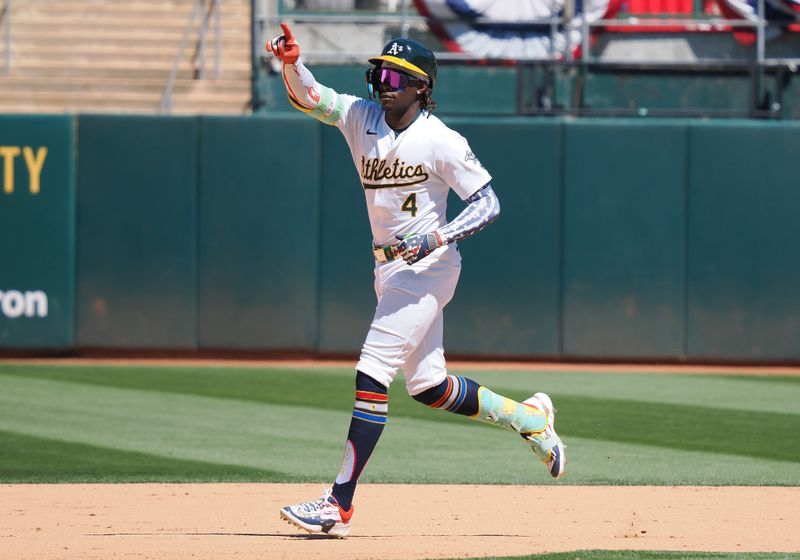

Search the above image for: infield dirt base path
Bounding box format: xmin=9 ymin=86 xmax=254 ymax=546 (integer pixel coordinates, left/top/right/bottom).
xmin=1 ymin=484 xmax=798 ymax=560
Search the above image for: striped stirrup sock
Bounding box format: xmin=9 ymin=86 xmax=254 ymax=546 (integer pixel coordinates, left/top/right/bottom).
xmin=352 ymin=389 xmax=388 ymax=424
xmin=332 ymin=371 xmax=387 ymax=511
xmin=413 ymin=376 xmax=547 ymax=436
xmin=412 ymin=375 xmax=480 ymax=417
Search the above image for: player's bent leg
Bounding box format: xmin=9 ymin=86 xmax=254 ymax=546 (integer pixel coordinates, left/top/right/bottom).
xmin=358 ymin=255 xmax=460 ymax=380
xmin=477 ymin=387 xmax=567 ymax=479
xmin=411 ymin=378 xmax=566 ymax=479
xmin=280 ymin=371 xmax=387 ymax=538
xmin=356 ymin=289 xmax=441 ymax=382
xmin=412 ymin=374 xmax=480 ymax=416
xmin=401 ymin=311 xmax=450 ymax=396
xmin=332 ymin=371 xmax=388 ymax=511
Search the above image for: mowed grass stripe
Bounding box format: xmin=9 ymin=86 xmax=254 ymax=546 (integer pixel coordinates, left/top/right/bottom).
xmin=2 ymin=375 xmax=800 ymax=485
xmin=0 ymin=374 xmax=556 ymax=485
xmin=454 ymin=370 xmax=800 ymax=415
xmin=4 ymin=364 xmax=800 ymax=415
xmin=372 ymin=423 xmax=800 ymax=486
xmin=0 ymin=364 xmax=356 ymax=409
xmin=389 ymin=388 xmax=800 ymax=463
xmin=0 ymin=430 xmax=291 ymax=483
xmin=720 ymin=374 xmax=800 ymax=386
xmin=1 ymin=365 xmax=798 ymax=463
xmin=452 ymin=552 xmax=800 ymax=560
xmin=0 ymin=376 xmax=353 ymax=477
xmin=553 ymin=395 xmax=800 ymax=462
xmin=543 ymin=435 xmax=800 ymax=486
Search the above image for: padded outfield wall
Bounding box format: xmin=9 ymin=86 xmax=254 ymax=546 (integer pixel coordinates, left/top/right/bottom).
xmin=0 ymin=115 xmax=75 ymax=349
xmin=1 ymin=114 xmax=799 ymax=362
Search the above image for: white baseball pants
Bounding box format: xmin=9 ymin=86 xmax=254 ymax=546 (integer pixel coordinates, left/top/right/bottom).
xmin=356 ymin=244 xmax=461 ymax=395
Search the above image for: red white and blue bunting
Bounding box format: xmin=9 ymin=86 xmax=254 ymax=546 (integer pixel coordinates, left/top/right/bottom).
xmin=413 ymin=0 xmax=622 ymax=59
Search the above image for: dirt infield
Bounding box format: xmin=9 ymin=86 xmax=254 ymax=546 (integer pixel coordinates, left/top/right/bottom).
xmin=2 ymin=484 xmax=798 ymax=560
xmin=2 ymin=360 xmax=798 ymax=559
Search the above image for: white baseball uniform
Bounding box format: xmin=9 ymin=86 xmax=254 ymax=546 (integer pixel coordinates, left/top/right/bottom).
xmin=282 ymin=62 xmax=494 ymax=394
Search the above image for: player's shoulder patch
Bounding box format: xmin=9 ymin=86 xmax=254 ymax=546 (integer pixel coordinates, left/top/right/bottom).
xmin=465 ymin=150 xmax=485 ymax=169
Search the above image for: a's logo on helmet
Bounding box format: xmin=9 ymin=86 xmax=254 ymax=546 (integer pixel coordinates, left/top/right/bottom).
xmin=387 ymin=42 xmax=403 ymax=56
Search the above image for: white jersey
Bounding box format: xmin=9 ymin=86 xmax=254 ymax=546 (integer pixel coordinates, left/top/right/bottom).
xmin=333 ymin=95 xmax=492 ymax=247
xmin=275 ymin=56 xmax=500 ymax=407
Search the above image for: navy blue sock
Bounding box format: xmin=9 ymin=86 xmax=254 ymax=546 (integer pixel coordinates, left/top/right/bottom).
xmin=331 ymin=371 xmax=387 ymax=511
xmin=412 ymin=375 xmax=480 ymax=416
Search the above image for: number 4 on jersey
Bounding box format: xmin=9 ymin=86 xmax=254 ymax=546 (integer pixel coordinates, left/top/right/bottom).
xmin=401 ymin=193 xmax=418 ymax=217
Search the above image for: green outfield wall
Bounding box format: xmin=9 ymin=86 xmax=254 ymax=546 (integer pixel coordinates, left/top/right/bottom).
xmin=562 ymin=120 xmax=687 ymax=359
xmin=0 ymin=115 xmax=75 ymax=349
xmin=442 ymin=118 xmax=562 ymax=357
xmin=198 ymin=115 xmax=321 ymax=351
xmin=317 ymin=123 xmax=375 ymax=354
xmin=687 ymin=122 xmax=800 ymax=361
xmin=2 ymin=114 xmax=800 ymax=362
xmin=76 ymin=116 xmax=199 ymax=349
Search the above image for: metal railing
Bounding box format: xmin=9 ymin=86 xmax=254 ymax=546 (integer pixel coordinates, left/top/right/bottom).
xmin=255 ymin=0 xmax=794 ymax=65
xmin=256 ymin=12 xmax=570 ymax=63
xmin=580 ymin=0 xmax=786 ymax=65
xmin=254 ymin=0 xmax=799 ymax=118
xmin=514 ymin=58 xmax=792 ymax=119
xmin=1 ymin=0 xmax=10 ymax=75
xmin=160 ymin=0 xmax=222 ymax=114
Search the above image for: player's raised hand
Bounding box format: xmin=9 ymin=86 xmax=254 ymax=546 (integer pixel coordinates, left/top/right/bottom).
xmin=394 ymin=232 xmax=443 ymax=265
xmin=265 ymin=22 xmax=300 ymax=65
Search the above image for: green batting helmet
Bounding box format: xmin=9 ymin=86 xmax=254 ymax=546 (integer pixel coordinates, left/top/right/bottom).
xmin=368 ymin=38 xmax=437 ymax=87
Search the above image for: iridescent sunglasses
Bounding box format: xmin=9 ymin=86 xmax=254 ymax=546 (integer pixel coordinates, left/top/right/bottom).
xmin=366 ymin=67 xmax=426 ymax=98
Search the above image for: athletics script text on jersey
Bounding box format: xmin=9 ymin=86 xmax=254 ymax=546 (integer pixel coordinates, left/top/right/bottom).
xmin=360 ymin=156 xmax=429 ymax=187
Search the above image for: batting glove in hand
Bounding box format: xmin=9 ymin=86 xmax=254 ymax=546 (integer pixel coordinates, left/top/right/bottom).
xmin=265 ymin=22 xmax=300 ymax=65
xmin=394 ymin=231 xmax=443 ymax=265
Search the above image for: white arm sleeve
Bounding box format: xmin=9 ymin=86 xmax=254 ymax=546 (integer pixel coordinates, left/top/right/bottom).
xmin=282 ymin=61 xmax=347 ymax=126
xmin=437 ymin=184 xmax=500 ymax=244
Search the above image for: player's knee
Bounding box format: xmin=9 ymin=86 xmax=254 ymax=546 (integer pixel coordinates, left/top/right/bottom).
xmin=412 ymin=378 xmax=449 ymax=407
xmin=413 ymin=375 xmax=480 ymax=416
xmin=356 ymin=370 xmax=388 ymax=395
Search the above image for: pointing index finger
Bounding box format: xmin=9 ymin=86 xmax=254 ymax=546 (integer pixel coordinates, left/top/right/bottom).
xmin=280 ymin=22 xmax=293 ymax=41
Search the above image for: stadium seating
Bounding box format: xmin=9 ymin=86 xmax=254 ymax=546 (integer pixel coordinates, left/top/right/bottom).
xmin=0 ymin=0 xmax=251 ymax=114
xmin=608 ymin=0 xmax=800 ymax=40
xmin=716 ymin=0 xmax=800 ymax=45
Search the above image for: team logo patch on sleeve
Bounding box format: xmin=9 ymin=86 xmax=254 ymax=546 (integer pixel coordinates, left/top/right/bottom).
xmin=465 ymin=150 xmax=485 ymax=168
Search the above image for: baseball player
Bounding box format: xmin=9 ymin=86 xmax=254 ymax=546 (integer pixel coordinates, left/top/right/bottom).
xmin=266 ymin=24 xmax=566 ymax=539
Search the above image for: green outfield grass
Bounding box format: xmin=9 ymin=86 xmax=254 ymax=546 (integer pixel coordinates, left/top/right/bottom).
xmin=0 ymin=362 xmax=799 ymax=485
xmin=457 ymin=553 xmax=800 ymax=560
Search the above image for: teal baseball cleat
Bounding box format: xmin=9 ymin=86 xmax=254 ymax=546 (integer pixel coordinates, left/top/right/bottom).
xmin=522 ymin=392 xmax=567 ymax=479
